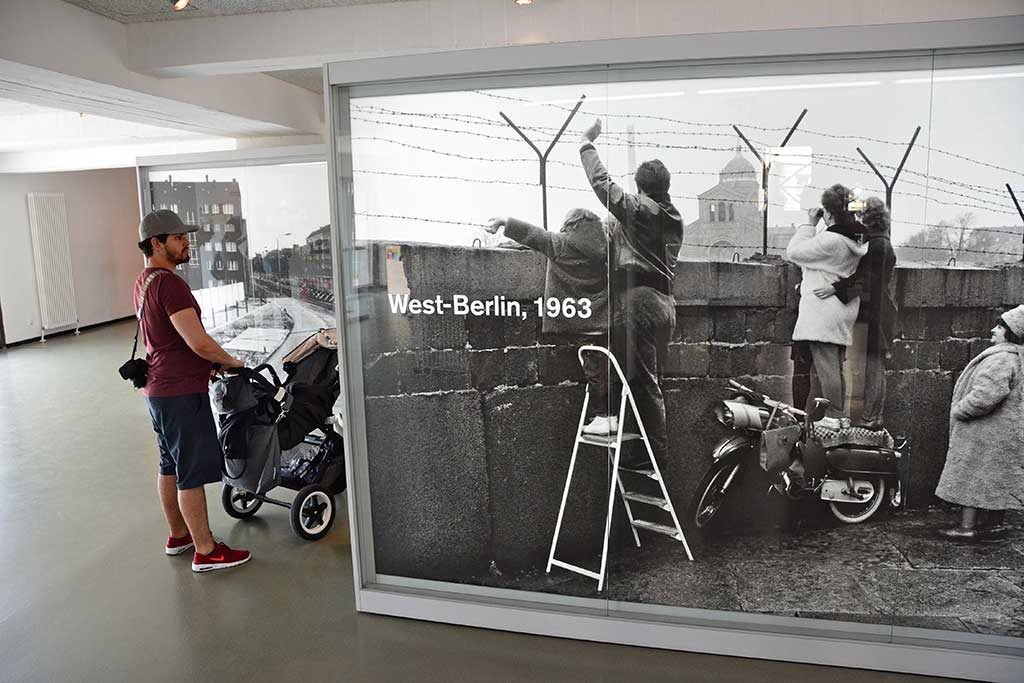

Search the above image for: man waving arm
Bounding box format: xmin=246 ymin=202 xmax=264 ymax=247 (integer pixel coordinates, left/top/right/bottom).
xmin=579 ymin=118 xmax=639 ymax=227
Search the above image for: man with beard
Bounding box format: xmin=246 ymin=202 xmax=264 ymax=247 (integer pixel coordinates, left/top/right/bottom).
xmin=578 ymin=118 xmax=683 ymax=469
xmin=134 ymin=209 xmax=251 ymax=573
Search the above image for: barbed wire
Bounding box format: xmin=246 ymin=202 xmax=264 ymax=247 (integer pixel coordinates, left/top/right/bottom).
xmin=352 ymin=110 xmax=1015 ymax=206
xmin=352 ymin=114 xmax=744 ymax=153
xmin=349 ymin=133 xmax=1020 ymax=221
xmin=464 ymin=90 xmax=1024 ymax=178
xmin=353 ymin=211 xmax=1021 ymax=258
xmin=354 ymin=116 xmax=1015 ymax=214
xmin=355 ymin=211 xmax=484 ymax=228
xmin=353 ymin=163 xmax=1022 ymax=238
xmin=353 ymin=104 xmax=770 ymax=142
xmin=813 ymin=151 xmax=1009 ymax=196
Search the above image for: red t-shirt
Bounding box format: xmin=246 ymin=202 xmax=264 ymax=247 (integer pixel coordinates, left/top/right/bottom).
xmin=133 ymin=267 xmax=213 ymax=398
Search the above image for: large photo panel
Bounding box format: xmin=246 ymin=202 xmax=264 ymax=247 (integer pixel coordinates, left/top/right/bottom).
xmin=338 ymin=49 xmax=1024 ymax=641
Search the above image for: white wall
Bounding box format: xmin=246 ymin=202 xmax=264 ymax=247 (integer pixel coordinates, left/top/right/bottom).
xmin=0 ymin=168 xmax=140 ymax=344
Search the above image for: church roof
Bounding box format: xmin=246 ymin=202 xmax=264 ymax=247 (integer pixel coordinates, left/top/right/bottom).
xmin=698 ymin=183 xmax=758 ymax=201
xmin=721 ymin=153 xmax=756 ymax=178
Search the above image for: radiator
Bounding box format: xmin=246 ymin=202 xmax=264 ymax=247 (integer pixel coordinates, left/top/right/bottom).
xmin=26 ymin=192 xmax=79 ymax=337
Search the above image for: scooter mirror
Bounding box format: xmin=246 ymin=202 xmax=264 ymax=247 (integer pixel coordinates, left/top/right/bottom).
xmin=810 ymin=398 xmax=831 ymax=422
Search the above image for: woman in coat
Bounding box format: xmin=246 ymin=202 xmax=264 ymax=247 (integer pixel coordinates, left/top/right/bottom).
xmin=935 ymin=304 xmax=1024 ymax=539
xmin=786 ymin=184 xmax=869 ymax=417
xmin=815 ymin=197 xmax=898 ymax=429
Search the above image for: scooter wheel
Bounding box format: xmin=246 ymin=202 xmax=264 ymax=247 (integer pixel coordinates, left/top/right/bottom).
xmin=290 ymin=484 xmax=336 ymax=541
xmin=828 ymin=476 xmax=886 ymax=524
xmin=222 ymin=484 xmax=263 ymax=519
xmin=688 ymin=457 xmax=745 ymax=532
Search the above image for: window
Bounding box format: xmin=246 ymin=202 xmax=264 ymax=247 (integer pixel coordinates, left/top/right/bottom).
xmin=202 ymin=223 xmax=211 ymax=232
xmin=225 ymin=223 xmax=236 ymax=233
xmin=212 ymin=204 xmax=221 ymax=214
xmin=171 ymin=203 xmax=179 ymax=214
xmin=228 ymin=260 xmax=239 ymax=271
xmin=708 ymin=203 xmax=716 ymax=221
xmin=222 ymin=203 xmax=235 ymax=215
xmin=201 ymin=204 xmax=210 ymax=215
xmin=226 ymin=242 xmax=238 ymax=253
xmin=728 ymin=203 xmax=735 ymax=221
xmin=204 ymin=243 xmax=213 ymax=252
xmin=214 ymin=242 xmax=223 ymax=252
xmin=717 ymin=202 xmax=727 ymax=222
xmin=189 ymin=246 xmax=199 ymax=262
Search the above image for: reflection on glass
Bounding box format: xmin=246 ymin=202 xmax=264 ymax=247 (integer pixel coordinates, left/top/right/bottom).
xmin=146 ymin=162 xmax=333 ymax=375
xmin=341 ymin=52 xmax=1024 ymax=643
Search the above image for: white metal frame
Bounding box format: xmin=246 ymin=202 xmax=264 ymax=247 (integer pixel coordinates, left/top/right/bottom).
xmin=325 ymin=18 xmax=1024 ymax=681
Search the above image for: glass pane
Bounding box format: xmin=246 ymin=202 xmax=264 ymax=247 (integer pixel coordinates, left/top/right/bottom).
xmin=891 ymin=50 xmax=1024 ymax=643
xmin=145 ymin=161 xmax=333 ymax=374
xmin=346 ymin=78 xmax=617 ymax=615
xmin=335 ymin=49 xmax=1024 ymax=653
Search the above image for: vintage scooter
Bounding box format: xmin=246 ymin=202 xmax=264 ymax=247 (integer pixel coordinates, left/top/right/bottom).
xmin=687 ymin=379 xmax=905 ymax=531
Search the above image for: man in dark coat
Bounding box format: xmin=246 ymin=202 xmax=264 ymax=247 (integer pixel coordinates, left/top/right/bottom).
xmin=486 ymin=208 xmax=613 ymax=431
xmin=578 ymin=118 xmax=683 ymax=467
xmin=815 ymin=197 xmax=898 ymax=429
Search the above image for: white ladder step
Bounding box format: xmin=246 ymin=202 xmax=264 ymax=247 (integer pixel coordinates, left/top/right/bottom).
xmin=618 ymin=466 xmax=659 ymax=480
xmin=623 ymin=492 xmax=670 ymax=510
xmin=549 ymin=558 xmax=601 ymax=581
xmin=631 ymin=519 xmax=684 ymax=540
xmin=577 ymin=432 xmax=642 ymax=447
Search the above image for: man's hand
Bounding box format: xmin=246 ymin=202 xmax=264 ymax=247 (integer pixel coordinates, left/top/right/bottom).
xmin=485 ymin=217 xmax=508 ymax=235
xmin=581 ymin=118 xmax=602 ymax=144
xmin=813 ymin=284 xmax=836 ymax=299
xmin=806 ymin=207 xmax=824 ymax=226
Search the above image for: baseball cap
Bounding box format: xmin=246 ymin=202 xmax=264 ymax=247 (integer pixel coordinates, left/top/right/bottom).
xmin=138 ymin=209 xmax=198 ymax=241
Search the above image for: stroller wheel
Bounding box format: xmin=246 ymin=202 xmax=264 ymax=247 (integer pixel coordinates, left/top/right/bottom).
xmin=222 ymin=484 xmax=263 ymax=519
xmin=290 ymin=484 xmax=336 ymax=541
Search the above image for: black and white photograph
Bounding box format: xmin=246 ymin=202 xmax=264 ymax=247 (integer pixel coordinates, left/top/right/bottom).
xmin=348 ymin=64 xmax=1024 ymax=637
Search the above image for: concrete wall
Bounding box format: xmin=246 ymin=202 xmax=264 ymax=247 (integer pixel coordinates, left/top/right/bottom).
xmin=359 ymin=243 xmax=1024 ymax=579
xmin=0 ymin=168 xmax=141 ymax=344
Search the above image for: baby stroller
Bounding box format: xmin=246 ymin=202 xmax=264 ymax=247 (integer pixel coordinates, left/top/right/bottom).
xmin=210 ymin=329 xmax=346 ymax=541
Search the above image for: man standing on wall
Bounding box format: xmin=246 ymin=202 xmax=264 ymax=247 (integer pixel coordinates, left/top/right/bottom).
xmin=135 ymin=209 xmax=252 ymax=573
xmin=579 ymin=119 xmax=683 ymax=468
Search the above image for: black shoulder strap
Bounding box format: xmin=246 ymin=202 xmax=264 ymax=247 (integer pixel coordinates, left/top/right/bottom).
xmin=131 ymin=271 xmax=164 ymax=360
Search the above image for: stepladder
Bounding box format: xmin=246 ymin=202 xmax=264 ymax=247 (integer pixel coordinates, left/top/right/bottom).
xmin=546 ymin=345 xmax=694 ymax=592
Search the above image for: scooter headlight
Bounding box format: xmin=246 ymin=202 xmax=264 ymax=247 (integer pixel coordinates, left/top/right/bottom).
xmin=719 ymin=400 xmax=766 ymax=430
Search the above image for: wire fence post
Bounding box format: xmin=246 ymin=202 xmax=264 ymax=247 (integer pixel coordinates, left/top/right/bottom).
xmin=733 ymin=108 xmax=807 ymax=258
xmin=1007 ymin=184 xmax=1024 ymax=262
xmin=856 ymin=126 xmax=921 ymax=213
xmin=500 ymin=95 xmax=586 ymax=230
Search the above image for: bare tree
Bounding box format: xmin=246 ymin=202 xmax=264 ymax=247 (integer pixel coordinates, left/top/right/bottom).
xmin=940 ymin=212 xmax=976 ymax=260
xmin=899 ymin=212 xmax=975 ymax=264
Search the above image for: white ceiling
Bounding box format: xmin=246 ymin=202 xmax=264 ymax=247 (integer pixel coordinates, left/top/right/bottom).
xmin=268 ymin=68 xmax=324 ymax=94
xmin=62 ymin=0 xmax=414 ymax=23
xmin=0 ymin=97 xmax=216 ymax=153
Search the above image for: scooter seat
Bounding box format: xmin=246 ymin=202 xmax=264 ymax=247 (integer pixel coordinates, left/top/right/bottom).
xmin=826 ymin=446 xmax=897 ymax=474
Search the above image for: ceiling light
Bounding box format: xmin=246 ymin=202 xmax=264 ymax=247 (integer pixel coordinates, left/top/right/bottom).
xmin=514 ymin=0 xmax=534 ymax=5
xmin=697 ymin=81 xmax=880 ymax=94
xmin=895 ymin=72 xmax=1024 ymax=84
xmin=172 ymin=0 xmax=190 ymax=10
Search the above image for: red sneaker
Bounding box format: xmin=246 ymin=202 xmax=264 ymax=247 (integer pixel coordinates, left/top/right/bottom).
xmin=192 ymin=542 xmax=252 ymax=573
xmin=165 ymin=533 xmax=194 ymax=556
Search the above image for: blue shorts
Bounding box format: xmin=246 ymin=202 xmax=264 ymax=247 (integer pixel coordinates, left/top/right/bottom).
xmin=146 ymin=393 xmax=223 ymax=490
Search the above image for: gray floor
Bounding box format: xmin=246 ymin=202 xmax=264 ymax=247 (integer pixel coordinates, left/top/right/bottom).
xmin=0 ymin=321 xmax=957 ymax=683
